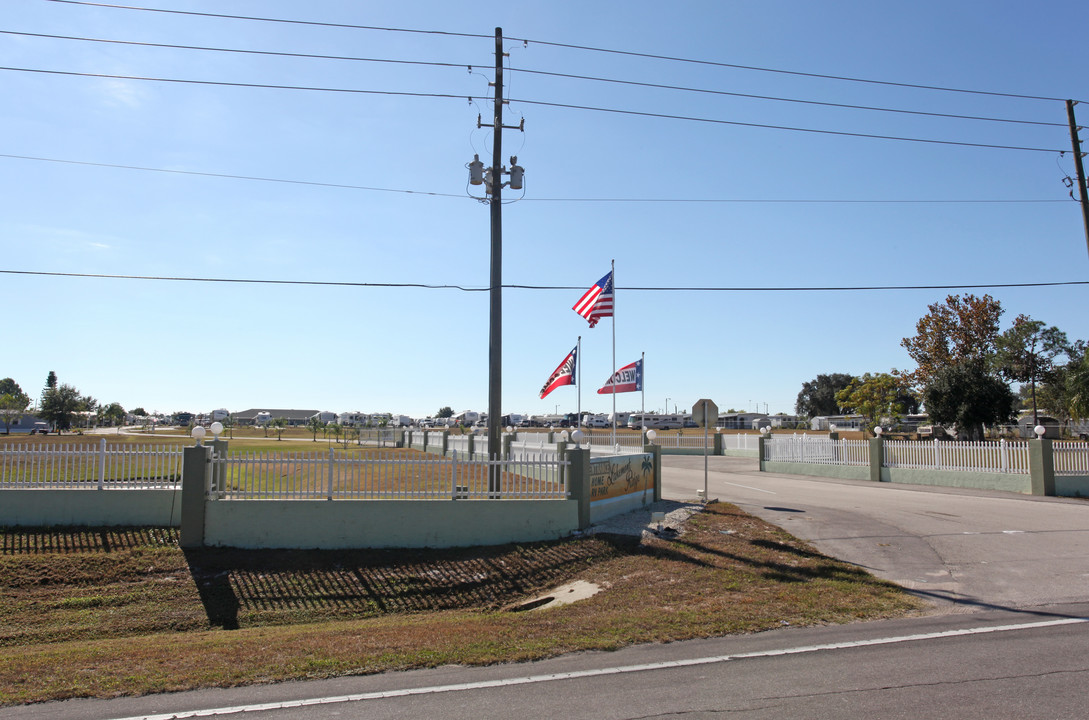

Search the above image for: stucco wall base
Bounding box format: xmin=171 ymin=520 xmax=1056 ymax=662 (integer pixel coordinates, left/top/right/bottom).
xmin=881 ymin=467 xmax=1031 ymax=494
xmin=761 ymin=461 xmax=870 ymax=481
xmin=1056 ymin=475 xmax=1089 ymax=497
xmin=0 ymin=489 xmax=182 ymax=527
xmin=203 ymin=499 xmax=580 ymax=549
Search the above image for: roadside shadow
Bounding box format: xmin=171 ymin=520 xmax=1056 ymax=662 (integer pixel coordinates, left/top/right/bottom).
xmin=182 ymin=549 xmax=240 ymax=630
xmin=177 ymin=536 xmax=634 ymax=629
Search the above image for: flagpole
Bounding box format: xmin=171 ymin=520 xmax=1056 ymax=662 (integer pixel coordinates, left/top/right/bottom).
xmin=641 ymin=351 xmax=645 ymax=437
xmin=610 ymin=258 xmax=616 ymax=449
xmin=576 ymin=335 xmax=581 ymax=432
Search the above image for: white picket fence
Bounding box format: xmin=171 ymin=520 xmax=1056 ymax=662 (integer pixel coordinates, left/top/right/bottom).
xmin=764 ymin=436 xmax=870 ymax=467
xmin=1054 ymin=441 xmax=1089 ymax=476
xmin=762 ymin=436 xmax=1075 ymax=476
xmin=211 ymin=448 xmax=567 ymax=500
xmin=0 ymin=438 xmax=183 ymax=488
xmin=883 ymin=439 xmax=1030 ymax=473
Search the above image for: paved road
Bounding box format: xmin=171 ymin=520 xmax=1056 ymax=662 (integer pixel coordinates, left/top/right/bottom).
xmin=4 ymin=456 xmax=1088 ymax=719
xmin=5 ymin=607 xmax=1086 ymax=720
xmin=661 ymin=455 xmax=1089 ymax=613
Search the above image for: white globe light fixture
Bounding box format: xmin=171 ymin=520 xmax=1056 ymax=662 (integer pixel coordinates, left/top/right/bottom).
xmin=191 ymin=425 xmax=206 ymax=445
xmin=646 ymin=429 xmax=657 ymax=444
xmin=1034 ymin=425 xmax=1046 ymax=439
xmin=210 ymin=421 xmax=224 ymax=439
xmin=571 ymin=429 xmax=585 ymax=448
xmin=874 ymin=426 xmax=883 ymax=437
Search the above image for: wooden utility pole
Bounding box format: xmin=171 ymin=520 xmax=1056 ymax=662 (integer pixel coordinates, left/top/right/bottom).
xmin=487 ymin=28 xmax=504 ymax=493
xmin=1065 ymin=100 xmax=1089 ymax=261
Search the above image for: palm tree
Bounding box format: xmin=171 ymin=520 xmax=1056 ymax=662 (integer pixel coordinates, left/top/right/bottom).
xmin=270 ymin=416 xmax=288 ymax=441
xmin=305 ymin=415 xmax=324 ymax=442
xmin=327 ymin=422 xmax=343 ymax=445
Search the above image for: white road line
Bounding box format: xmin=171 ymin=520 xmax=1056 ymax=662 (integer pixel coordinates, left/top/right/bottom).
xmin=721 ymin=481 xmax=776 ymax=494
xmin=112 ymin=617 xmax=1089 ymax=720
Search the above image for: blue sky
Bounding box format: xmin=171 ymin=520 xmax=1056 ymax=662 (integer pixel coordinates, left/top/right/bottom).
xmin=2 ymin=0 xmax=1087 ymax=420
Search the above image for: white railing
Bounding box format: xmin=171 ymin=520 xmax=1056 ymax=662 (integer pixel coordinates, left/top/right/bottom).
xmin=582 ymin=431 xmax=644 ymax=451
xmin=0 ymin=438 xmax=183 ymax=488
xmin=355 ymin=429 xmax=398 ymax=447
xmin=883 ymin=439 xmax=1029 ymax=474
xmin=653 ymin=433 xmax=710 ymax=449
xmin=764 ymin=436 xmax=870 ymax=466
xmin=212 ymin=448 xmax=567 ymax=500
xmin=1054 ymin=442 xmax=1089 ymax=476
xmin=721 ymin=433 xmax=761 ymax=451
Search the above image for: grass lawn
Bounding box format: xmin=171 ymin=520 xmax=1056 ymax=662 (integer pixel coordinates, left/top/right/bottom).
xmin=0 ymin=502 xmax=927 ymax=706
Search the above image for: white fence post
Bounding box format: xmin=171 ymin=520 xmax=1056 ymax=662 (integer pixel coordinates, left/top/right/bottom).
xmin=97 ymin=437 xmax=107 ymax=489
xmin=327 ymin=447 xmax=335 ymax=500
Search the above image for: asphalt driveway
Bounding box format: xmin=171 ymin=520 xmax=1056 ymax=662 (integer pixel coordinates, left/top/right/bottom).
xmin=661 ymin=455 xmax=1089 ymax=613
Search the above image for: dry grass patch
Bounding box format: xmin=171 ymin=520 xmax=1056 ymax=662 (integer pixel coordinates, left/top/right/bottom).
xmin=0 ymin=502 xmax=926 ymax=706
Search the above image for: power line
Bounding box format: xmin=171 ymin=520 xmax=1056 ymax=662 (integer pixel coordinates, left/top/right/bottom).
xmin=43 ymin=0 xmax=1078 ymax=104
xmin=0 ymin=65 xmax=470 ymax=101
xmin=41 ymin=0 xmax=492 ymax=40
xmin=3 ymin=269 xmax=1086 ymax=293
xmin=508 ymin=96 xmax=1063 ymax=153
xmin=0 ymin=153 xmax=1067 ymax=204
xmin=1 ymin=30 xmax=1061 ymax=129
xmin=512 ymin=67 xmax=1065 ymax=128
xmin=515 ymin=38 xmax=1076 ymax=105
xmin=0 ymin=66 xmax=1063 ymax=153
xmin=0 ymin=30 xmax=479 ymax=73
xmin=0 ymin=153 xmax=466 ymax=197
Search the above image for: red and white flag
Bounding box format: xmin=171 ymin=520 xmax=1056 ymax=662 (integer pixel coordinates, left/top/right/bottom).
xmin=572 ymin=271 xmax=614 ymax=328
xmin=597 ymin=359 xmax=643 ymax=394
xmin=539 ymin=346 xmax=578 ymax=399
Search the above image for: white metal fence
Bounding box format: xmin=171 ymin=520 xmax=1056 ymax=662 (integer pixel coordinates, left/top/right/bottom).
xmin=764 ymin=436 xmax=870 ymax=466
xmin=883 ymin=439 xmax=1030 ymax=474
xmin=1054 ymin=442 xmax=1089 ymax=476
xmin=0 ymin=438 xmax=183 ymax=488
xmin=721 ymin=433 xmax=761 ymax=451
xmin=762 ymin=437 xmax=1064 ymax=475
xmin=211 ymin=448 xmax=567 ymax=500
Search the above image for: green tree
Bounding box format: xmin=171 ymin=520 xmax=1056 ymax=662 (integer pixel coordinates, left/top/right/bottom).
xmin=1066 ymin=351 xmax=1089 ymax=421
xmin=835 ymin=372 xmax=916 ymax=435
xmin=305 ymin=415 xmax=324 ymax=441
xmin=269 ymin=416 xmax=288 ymax=441
xmin=99 ymin=402 xmax=126 ymax=432
xmin=994 ymin=315 xmax=1070 ymax=428
xmin=0 ymin=379 xmax=30 ymax=434
xmin=794 ymin=373 xmax=856 ymax=418
xmin=39 ymin=383 xmax=83 ymax=434
xmin=0 ymin=378 xmax=26 ymax=398
xmin=901 ymin=294 xmax=1003 ymax=388
xmin=327 ymin=422 xmax=343 ymax=444
xmin=131 ymin=407 xmax=148 ymax=417
xmin=0 ymin=395 xmax=29 ymax=435
xmin=436 ymin=406 xmax=454 ymax=419
xmin=921 ymin=361 xmax=1016 ymax=440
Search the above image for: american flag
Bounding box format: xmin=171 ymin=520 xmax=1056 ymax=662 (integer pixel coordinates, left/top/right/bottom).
xmin=572 ymin=271 xmax=613 ymax=328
